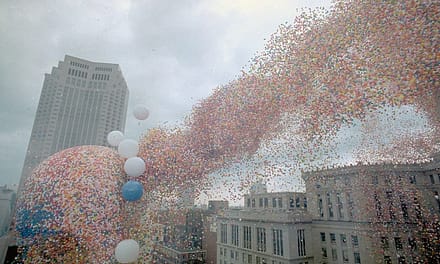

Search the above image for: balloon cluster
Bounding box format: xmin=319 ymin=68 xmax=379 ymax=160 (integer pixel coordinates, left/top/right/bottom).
xmin=108 ymin=104 xmax=149 ymax=263
xmin=14 ymin=145 xmax=125 ymax=263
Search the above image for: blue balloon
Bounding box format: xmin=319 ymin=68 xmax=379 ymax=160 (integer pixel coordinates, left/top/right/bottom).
xmin=122 ymin=181 xmax=143 ymax=201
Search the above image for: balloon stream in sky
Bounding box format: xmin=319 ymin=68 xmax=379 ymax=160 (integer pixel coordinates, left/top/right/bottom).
xmin=15 ymin=0 xmax=439 ymax=262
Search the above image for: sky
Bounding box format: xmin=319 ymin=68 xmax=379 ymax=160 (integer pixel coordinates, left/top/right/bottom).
xmin=0 ymin=0 xmax=334 ymax=188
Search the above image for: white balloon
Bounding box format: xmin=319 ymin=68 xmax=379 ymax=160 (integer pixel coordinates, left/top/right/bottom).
xmin=124 ymin=157 xmax=146 ymax=177
xmin=118 ymin=139 xmax=139 ymax=158
xmin=107 ymin=131 xmax=124 ymax=147
xmin=133 ymin=104 xmax=149 ymax=120
xmin=115 ymin=239 xmax=139 ymax=263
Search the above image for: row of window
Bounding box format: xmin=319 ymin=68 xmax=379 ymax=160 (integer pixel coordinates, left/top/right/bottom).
xmin=321 ymin=247 xmax=360 ymax=263
xmin=67 ymin=68 xmax=112 ymax=82
xmin=220 ymin=224 xmax=307 ymax=257
xmin=317 ymin=192 xmax=354 ymax=219
xmin=320 ymin=232 xmax=358 ymax=247
xmin=384 ymin=255 xmax=407 ymax=264
xmin=70 ymin=61 xmax=89 ymax=69
xmin=68 ymin=68 xmax=88 ymax=79
xmin=246 ymin=196 xmax=307 ymax=209
xmin=373 ymin=190 xmax=423 ymax=222
xmin=380 ymin=236 xmax=411 ymax=251
xmin=92 ymin=73 xmax=110 ymax=81
xmin=218 ymin=249 xmax=295 ymax=264
xmin=95 ymin=66 xmax=112 ymax=72
xmin=380 ymin=173 xmax=440 ymax=185
xmin=67 ymin=77 xmax=112 ymax=91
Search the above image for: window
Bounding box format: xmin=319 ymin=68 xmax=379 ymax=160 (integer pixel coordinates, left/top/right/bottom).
xmin=247 ymin=198 xmax=251 ymax=208
xmin=400 ymin=195 xmax=409 ymax=220
xmin=289 ymin=197 xmax=294 ymax=208
xmin=320 ymin=232 xmax=326 ymax=242
xmin=327 ymin=192 xmax=334 ymax=218
xmin=330 ymin=233 xmax=336 ymax=244
xmin=408 ymin=237 xmax=416 ymax=250
xmin=381 ymin=237 xmax=389 ymax=249
xmin=372 ymin=174 xmax=378 ymax=184
xmin=272 ymin=197 xmax=277 ymax=208
xmin=340 ymin=234 xmax=347 ymax=246
xmin=318 ymin=194 xmax=324 ymax=217
xmin=296 ymin=197 xmax=301 ymax=208
xmin=394 ymin=237 xmax=403 ymax=250
xmin=220 ymin=224 xmax=228 ymax=244
xmin=386 ymin=191 xmax=395 ymax=220
xmin=256 ymin=256 xmax=261 ymax=264
xmin=321 ymin=247 xmax=327 ymax=258
xmin=264 ymin=197 xmax=268 ymax=208
xmin=252 ymin=199 xmax=256 ymax=208
xmin=331 ymin=248 xmax=337 ymax=261
xmin=304 ymin=197 xmax=307 ymax=208
xmin=409 ymin=175 xmax=416 ymax=184
xmin=374 ymin=192 xmax=382 ymax=219
xmin=277 ymin=197 xmax=283 ymax=208
xmin=346 ymin=192 xmax=354 ymax=219
xmin=354 ymin=252 xmax=361 ymax=263
xmin=384 ymin=256 xmax=391 ymax=264
xmin=273 ymin=229 xmax=284 ymax=256
xmin=243 ymin=226 xmax=252 ymax=249
xmin=435 ymin=190 xmax=440 ymax=212
xmin=248 ymin=254 xmax=252 ymax=264
xmin=414 ymin=196 xmax=422 ymax=219
xmin=232 ymin=225 xmax=239 ymax=246
xmin=429 ymin=174 xmax=435 ymax=184
xmin=297 ymin=229 xmax=306 ymax=256
xmin=337 ymin=192 xmax=344 ymax=219
xmin=342 ymin=249 xmax=349 ymax=262
xmin=257 ymin=227 xmax=266 ymax=252
xmin=398 ymin=256 xmax=406 ymax=264
xmin=351 ymin=235 xmax=359 ymax=247
xmin=259 ymin=198 xmax=263 ymax=207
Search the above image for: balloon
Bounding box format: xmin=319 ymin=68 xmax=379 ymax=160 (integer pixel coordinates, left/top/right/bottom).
xmin=115 ymin=239 xmax=140 ymax=263
xmin=133 ymin=104 xmax=149 ymax=120
xmin=107 ymin=131 xmax=124 ymax=147
xmin=118 ymin=139 xmax=139 ymax=158
xmin=124 ymin=157 xmax=146 ymax=177
xmin=121 ymin=181 xmax=143 ymax=201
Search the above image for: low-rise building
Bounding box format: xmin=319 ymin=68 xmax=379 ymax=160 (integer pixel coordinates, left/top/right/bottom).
xmin=217 ymin=186 xmax=312 ymax=264
xmin=303 ymin=155 xmax=440 ymax=264
xmin=0 ymin=185 xmax=16 ymax=263
xmin=217 ymin=153 xmax=440 ymax=264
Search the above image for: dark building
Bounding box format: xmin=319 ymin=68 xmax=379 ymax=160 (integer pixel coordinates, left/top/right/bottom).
xmin=152 ymin=208 xmax=206 ymax=264
xmin=203 ymin=201 xmax=229 ymax=264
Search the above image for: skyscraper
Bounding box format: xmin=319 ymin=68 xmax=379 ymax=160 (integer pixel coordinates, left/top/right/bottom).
xmin=19 ymin=55 xmax=129 ymax=193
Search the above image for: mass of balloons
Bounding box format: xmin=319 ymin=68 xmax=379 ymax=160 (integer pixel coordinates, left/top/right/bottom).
xmin=14 ymin=0 xmax=439 ymax=262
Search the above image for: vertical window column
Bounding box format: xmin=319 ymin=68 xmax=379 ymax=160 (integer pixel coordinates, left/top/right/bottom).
xmin=297 ymin=229 xmax=306 ymax=256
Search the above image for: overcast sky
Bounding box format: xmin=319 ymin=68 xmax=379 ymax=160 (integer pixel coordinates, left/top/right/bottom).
xmin=0 ymin=0 xmax=334 ymax=187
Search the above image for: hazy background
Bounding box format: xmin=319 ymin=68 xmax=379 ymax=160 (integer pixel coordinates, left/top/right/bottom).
xmin=0 ymin=0 xmax=334 ymax=187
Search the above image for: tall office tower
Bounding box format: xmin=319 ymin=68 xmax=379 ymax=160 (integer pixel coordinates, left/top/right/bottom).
xmin=19 ymin=55 xmax=129 ymax=193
